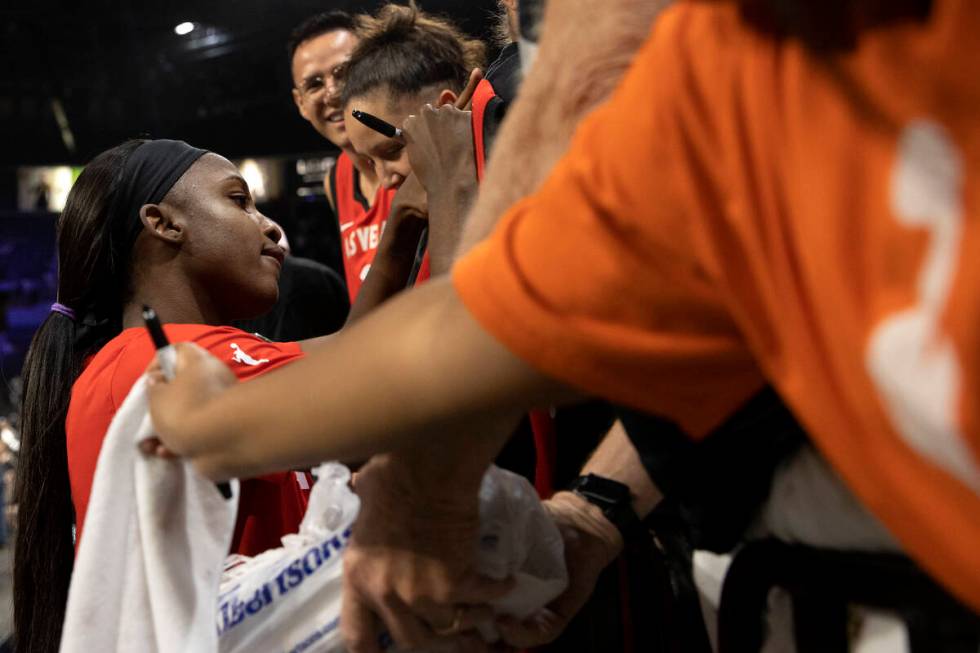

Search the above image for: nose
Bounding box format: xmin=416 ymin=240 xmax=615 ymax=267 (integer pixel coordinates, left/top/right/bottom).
xmin=384 ymin=173 xmax=404 ymax=190
xmin=260 ymin=215 xmax=283 ymax=244
xmin=379 ymin=163 xmax=405 ymax=190
xmin=324 ymin=76 xmax=342 ymax=106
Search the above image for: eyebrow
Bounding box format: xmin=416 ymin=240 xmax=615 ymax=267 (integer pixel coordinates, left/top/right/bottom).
xmin=222 ymin=174 xmax=250 ymax=190
xmin=366 ymin=137 xmax=402 ymax=157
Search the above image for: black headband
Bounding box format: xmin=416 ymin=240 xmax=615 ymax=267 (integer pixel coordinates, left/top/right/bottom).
xmin=113 ymin=139 xmax=208 ymax=224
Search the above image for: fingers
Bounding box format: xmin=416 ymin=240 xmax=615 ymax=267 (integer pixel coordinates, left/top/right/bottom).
xmin=455 ymin=68 xmax=484 ymax=109
xmin=155 ymin=443 xmax=178 ymax=459
xmin=146 ymin=365 xmax=166 ymax=387
xmin=437 ymin=632 xmax=495 ymax=653
xmin=452 ymin=572 xmax=516 ymax=604
xmin=402 ymin=114 xmax=418 ymax=143
xmin=138 ymin=437 xmax=161 ymax=456
xmin=495 ymin=609 xmax=565 ymax=648
xmin=341 ymin=585 xmax=384 ymax=653
xmin=138 ymin=437 xmax=179 ymax=459
xmin=374 ymin=593 xmax=436 ymax=650
xmin=452 ymin=604 xmax=495 ymax=631
xmin=172 ymin=341 xmax=214 ymax=370
xmin=344 ymin=588 xmax=492 ymax=652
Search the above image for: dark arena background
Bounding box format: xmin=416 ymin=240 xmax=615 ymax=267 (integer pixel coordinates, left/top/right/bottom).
xmin=0 ymin=2 xmax=498 ymax=642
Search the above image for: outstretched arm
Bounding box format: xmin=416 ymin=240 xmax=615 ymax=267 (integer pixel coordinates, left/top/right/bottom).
xmin=148 ymin=278 xmax=578 ymax=481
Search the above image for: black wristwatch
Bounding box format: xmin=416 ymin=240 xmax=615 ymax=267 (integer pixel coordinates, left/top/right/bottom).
xmin=567 ymin=473 xmax=644 ymax=540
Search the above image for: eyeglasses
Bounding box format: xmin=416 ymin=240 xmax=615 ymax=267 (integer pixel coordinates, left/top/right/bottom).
xmin=297 ymin=66 xmax=345 ymax=101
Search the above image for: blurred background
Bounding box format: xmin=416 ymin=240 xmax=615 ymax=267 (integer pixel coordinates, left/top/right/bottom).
xmin=0 ymin=0 xmax=500 ymax=426
xmin=0 ymin=0 xmax=499 ymax=640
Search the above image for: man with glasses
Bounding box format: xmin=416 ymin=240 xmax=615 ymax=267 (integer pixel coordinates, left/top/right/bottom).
xmin=288 ymin=12 xmax=396 ymax=301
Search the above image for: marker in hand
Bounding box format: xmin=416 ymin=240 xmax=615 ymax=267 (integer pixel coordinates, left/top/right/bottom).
xmin=351 ymin=69 xmax=482 ymax=140
xmin=351 ymin=109 xmax=403 ymax=139
xmin=142 ymin=305 xmax=233 ymax=501
xmin=143 ymin=306 xmax=176 ymax=380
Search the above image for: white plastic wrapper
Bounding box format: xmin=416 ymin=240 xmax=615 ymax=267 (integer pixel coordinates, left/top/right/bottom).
xmin=217 ymin=463 xmax=568 ymax=653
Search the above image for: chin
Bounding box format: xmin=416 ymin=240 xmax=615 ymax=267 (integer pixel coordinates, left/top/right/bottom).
xmin=324 ymin=125 xmax=349 ymax=149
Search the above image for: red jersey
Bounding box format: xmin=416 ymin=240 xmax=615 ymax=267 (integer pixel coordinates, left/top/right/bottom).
xmin=66 ymin=324 xmax=312 ymax=556
xmin=331 ymin=151 xmax=430 ymax=301
xmin=471 ymin=78 xmax=497 ymax=182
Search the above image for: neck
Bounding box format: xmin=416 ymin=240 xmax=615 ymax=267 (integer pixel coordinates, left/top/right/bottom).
xmin=121 ymin=267 xmax=223 ymax=329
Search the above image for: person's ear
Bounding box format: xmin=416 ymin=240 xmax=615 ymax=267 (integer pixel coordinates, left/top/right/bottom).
xmin=139 ymin=204 xmax=185 ymax=245
xmin=435 ymin=88 xmax=458 ymax=108
xmin=501 ymin=0 xmax=517 ymax=10
xmin=292 ymin=87 xmax=310 ymax=120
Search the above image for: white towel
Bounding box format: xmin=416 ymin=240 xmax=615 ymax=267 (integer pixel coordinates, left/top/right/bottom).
xmin=60 ymin=377 xmax=568 ymax=653
xmin=60 ymin=376 xmax=239 ymax=653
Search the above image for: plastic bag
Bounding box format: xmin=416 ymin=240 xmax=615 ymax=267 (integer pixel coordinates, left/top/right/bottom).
xmin=474 ymin=465 xmax=568 ymax=641
xmin=217 ymin=464 xmax=358 ymax=653
xmin=216 ymin=463 xmax=567 ymax=653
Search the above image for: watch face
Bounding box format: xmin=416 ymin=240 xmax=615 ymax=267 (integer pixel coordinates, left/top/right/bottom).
xmin=576 ymin=474 xmax=630 ymax=503
xmin=571 ymin=475 xmax=643 ymax=539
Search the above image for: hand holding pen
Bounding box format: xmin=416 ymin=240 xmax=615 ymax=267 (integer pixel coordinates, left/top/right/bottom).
xmin=350 ymin=68 xmax=482 ymax=140
xmin=142 ymin=305 xmax=234 ymax=500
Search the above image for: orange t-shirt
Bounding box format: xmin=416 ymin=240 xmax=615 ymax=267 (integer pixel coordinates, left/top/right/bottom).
xmin=453 ymin=1 xmax=980 ymax=609
xmin=66 ymin=324 xmax=311 ymax=556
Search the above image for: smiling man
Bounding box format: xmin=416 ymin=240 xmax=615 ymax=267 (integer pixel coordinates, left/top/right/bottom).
xmin=288 ymin=12 xmax=395 ymax=301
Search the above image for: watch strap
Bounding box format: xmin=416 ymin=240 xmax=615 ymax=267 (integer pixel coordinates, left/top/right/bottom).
xmin=568 ymin=473 xmax=644 ymax=540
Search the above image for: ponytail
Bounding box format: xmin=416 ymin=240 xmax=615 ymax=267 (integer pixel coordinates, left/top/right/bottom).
xmin=13 ymin=313 xmax=81 ymax=653
xmin=13 ymin=139 xmax=145 ymax=653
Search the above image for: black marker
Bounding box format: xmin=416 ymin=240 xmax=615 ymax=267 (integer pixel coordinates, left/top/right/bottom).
xmin=142 ymin=305 xmax=233 ymax=501
xmin=352 ymin=109 xmax=403 ymax=139
xmin=406 ymin=226 xmax=428 ymax=288
xmin=142 ymin=306 xmax=175 ymax=379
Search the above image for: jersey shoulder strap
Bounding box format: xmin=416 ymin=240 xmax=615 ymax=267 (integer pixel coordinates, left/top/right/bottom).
xmin=471 ymin=78 xmax=498 ymax=181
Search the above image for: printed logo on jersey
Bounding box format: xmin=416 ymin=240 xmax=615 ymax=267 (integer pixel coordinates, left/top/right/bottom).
xmin=344 ymin=220 xmax=387 ymax=258
xmin=230 ymin=343 xmax=270 ymax=367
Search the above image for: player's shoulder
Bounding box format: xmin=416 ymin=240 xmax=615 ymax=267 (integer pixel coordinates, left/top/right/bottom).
xmin=179 ymin=324 xmax=277 ymax=351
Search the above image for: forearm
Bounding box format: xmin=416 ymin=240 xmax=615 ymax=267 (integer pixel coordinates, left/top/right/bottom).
xmin=576 ymin=419 xmax=663 ymax=518
xmin=179 ymin=279 xmax=578 ymax=480
xmin=456 ymin=0 xmax=671 ymax=256
xmin=363 ymin=410 xmax=523 ymax=523
xmin=426 ymin=176 xmax=477 ymax=276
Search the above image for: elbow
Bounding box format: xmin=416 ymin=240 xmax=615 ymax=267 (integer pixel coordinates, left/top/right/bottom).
xmin=193 ymin=453 xmax=242 ymax=483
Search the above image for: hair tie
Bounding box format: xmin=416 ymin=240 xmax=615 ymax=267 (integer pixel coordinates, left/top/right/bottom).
xmin=51 ymin=303 xmax=77 ymax=321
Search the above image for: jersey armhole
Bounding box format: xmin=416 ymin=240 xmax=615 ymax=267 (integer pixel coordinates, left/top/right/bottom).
xmin=351 ymin=166 xmax=371 ymax=212
xmin=326 ymin=161 xmax=338 ymax=212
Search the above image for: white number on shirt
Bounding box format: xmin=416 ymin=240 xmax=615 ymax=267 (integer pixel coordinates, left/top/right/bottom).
xmin=866 ymin=119 xmax=980 ymax=495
